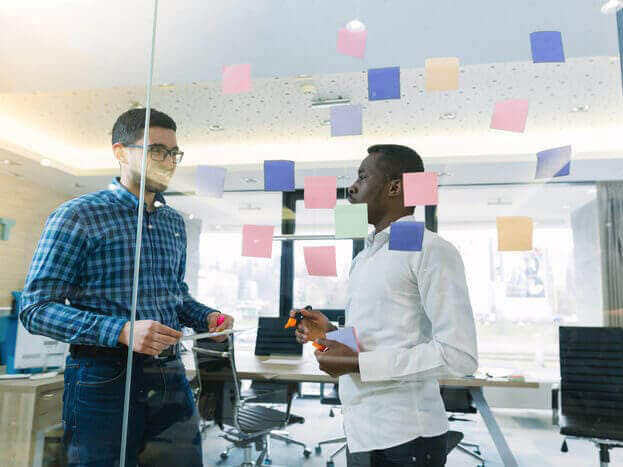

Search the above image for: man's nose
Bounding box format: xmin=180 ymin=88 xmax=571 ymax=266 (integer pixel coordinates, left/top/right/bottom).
xmin=348 ymin=185 xmax=357 ymax=197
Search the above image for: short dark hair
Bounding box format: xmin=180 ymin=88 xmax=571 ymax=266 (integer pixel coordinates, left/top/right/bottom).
xmin=367 ymin=144 xmax=424 ymax=180
xmin=111 ymin=108 xmax=176 ymax=145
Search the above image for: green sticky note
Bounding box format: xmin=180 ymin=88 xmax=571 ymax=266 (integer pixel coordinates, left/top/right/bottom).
xmin=334 ymin=204 xmax=368 ymax=238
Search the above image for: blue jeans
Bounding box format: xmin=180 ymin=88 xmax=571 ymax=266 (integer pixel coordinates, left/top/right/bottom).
xmin=62 ymin=353 xmax=202 ymax=467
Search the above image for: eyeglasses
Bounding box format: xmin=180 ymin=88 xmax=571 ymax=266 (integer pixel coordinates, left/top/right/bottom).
xmin=124 ymin=144 xmax=184 ymax=164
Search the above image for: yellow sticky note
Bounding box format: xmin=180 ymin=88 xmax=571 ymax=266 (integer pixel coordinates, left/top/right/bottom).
xmin=497 ymin=217 xmax=533 ymax=251
xmin=425 ymin=57 xmax=459 ymax=91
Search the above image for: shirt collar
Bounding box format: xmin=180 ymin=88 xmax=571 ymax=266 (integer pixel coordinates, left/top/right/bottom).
xmin=365 ymin=214 xmax=415 ymax=248
xmin=109 ymin=177 xmax=167 ymax=210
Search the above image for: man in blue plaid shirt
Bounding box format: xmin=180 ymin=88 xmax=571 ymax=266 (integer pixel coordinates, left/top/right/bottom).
xmin=20 ymin=108 xmax=233 ymax=466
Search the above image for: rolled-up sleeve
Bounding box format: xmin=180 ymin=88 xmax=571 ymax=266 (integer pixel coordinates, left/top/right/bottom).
xmin=359 ymin=238 xmax=478 ymax=382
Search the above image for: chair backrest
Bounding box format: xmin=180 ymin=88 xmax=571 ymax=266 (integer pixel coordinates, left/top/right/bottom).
xmin=559 ymin=326 xmax=623 ymax=428
xmin=441 ymin=388 xmax=477 ymax=414
xmin=255 ymin=317 xmax=302 ymax=356
xmin=194 ymin=333 xmax=242 ymax=430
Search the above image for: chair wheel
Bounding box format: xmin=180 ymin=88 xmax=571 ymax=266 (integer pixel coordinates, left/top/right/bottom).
xmin=304 ymin=448 xmax=311 ymax=458
xmin=561 ymin=440 xmax=568 ymax=452
xmin=263 ymin=459 xmax=272 ymax=465
xmin=329 ymin=409 xmax=335 ymax=417
xmin=220 ymin=452 xmax=228 ymax=460
xmin=326 ymin=462 xmax=335 ymax=467
xmin=315 ymin=446 xmax=322 ymax=455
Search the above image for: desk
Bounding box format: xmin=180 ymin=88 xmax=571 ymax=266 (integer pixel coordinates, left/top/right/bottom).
xmin=187 ymin=349 xmax=539 ymax=467
xmin=0 ymin=375 xmax=64 ymax=467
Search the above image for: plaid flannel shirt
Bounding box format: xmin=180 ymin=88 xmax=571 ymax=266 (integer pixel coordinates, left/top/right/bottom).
xmin=20 ymin=178 xmax=218 ymax=347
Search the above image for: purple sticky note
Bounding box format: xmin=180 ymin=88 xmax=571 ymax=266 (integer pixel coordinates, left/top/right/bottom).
xmin=222 ymin=64 xmax=252 ymax=94
xmin=331 ymin=104 xmax=363 ymax=137
xmin=535 ymin=145 xmax=572 ymax=179
xmin=388 ymin=221 xmax=425 ymax=252
xmin=303 ymin=246 xmax=337 ymax=277
xmin=264 ymin=160 xmax=295 ymax=192
xmin=304 ymin=176 xmax=337 ymax=209
xmin=403 ymin=172 xmax=438 ymax=206
xmin=337 ymin=28 xmax=367 ymax=58
xmin=196 ymin=165 xmax=227 ymax=198
xmin=491 ymin=99 xmax=529 ymax=133
xmin=242 ymin=225 xmax=274 ymax=258
xmin=530 ymin=31 xmax=565 ymax=63
xmin=368 ymin=66 xmax=401 ymax=101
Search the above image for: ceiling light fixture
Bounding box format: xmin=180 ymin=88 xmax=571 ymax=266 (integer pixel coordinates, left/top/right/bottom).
xmin=571 ymin=105 xmax=590 ymax=113
xmin=439 ymin=112 xmax=456 ymax=120
xmin=40 ymin=159 xmax=51 ymax=167
xmin=487 ymin=197 xmax=513 ymax=206
xmin=242 ymin=177 xmax=258 ymax=184
xmin=310 ymin=97 xmax=351 ymax=108
xmin=209 ymin=124 xmax=224 ymax=131
xmin=346 ymin=19 xmax=366 ymax=32
xmin=158 ymin=83 xmax=175 ymax=88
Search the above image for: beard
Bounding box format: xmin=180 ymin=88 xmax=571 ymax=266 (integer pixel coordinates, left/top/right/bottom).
xmin=131 ymin=169 xmax=172 ymax=193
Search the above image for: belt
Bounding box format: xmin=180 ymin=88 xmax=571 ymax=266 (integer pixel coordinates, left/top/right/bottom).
xmin=69 ymin=344 xmax=180 ymax=361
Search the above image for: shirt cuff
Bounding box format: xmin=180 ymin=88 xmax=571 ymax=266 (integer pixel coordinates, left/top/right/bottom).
xmin=99 ymin=317 xmax=129 ymax=348
xmin=358 ymin=349 xmax=395 ymax=382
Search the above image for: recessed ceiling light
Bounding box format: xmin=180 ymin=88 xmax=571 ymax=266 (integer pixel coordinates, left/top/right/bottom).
xmin=158 ymin=83 xmax=175 ymax=88
xmin=321 ymin=119 xmax=331 ymax=126
xmin=209 ymin=124 xmax=224 ymax=131
xmin=571 ymin=105 xmax=590 ymax=113
xmin=242 ymin=177 xmax=258 ymax=184
xmin=40 ymin=159 xmax=51 ymax=167
xmin=439 ymin=112 xmax=456 ymax=120
xmin=346 ymin=19 xmax=366 ymax=31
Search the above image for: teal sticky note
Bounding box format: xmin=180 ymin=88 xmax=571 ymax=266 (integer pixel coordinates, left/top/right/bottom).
xmin=334 ymin=204 xmax=368 ymax=238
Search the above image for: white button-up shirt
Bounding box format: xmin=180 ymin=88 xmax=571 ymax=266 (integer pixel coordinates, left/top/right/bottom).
xmin=340 ymin=215 xmax=478 ymax=453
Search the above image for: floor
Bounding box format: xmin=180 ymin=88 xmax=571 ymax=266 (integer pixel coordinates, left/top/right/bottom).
xmin=201 ymin=399 xmax=623 ymax=467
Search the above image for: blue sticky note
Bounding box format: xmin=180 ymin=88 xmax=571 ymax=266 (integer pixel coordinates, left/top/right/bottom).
xmin=388 ymin=221 xmax=425 ymax=252
xmin=368 ymin=66 xmax=401 ymax=101
xmin=196 ymin=165 xmax=227 ymax=197
xmin=535 ymin=145 xmax=571 ymax=179
xmin=331 ymin=104 xmax=363 ymax=137
xmin=264 ymin=160 xmax=295 ymax=192
xmin=530 ymin=31 xmax=565 ymax=63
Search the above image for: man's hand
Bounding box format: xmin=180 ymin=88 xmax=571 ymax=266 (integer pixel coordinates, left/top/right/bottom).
xmin=207 ymin=312 xmax=234 ymax=343
xmin=117 ymin=320 xmax=182 ymax=356
xmin=313 ymin=338 xmax=359 ymax=378
xmin=290 ymin=307 xmax=336 ymax=344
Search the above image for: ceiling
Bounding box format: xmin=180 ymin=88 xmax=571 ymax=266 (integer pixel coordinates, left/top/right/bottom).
xmin=0 ymin=0 xmax=621 ymax=177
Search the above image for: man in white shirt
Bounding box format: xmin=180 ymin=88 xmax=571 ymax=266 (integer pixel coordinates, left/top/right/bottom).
xmin=292 ymin=144 xmax=478 ymax=466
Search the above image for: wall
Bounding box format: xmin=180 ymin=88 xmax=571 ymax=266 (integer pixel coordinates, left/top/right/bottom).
xmin=0 ymin=172 xmax=70 ymax=307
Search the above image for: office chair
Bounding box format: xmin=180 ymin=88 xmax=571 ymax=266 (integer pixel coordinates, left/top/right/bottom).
xmin=559 ymin=326 xmax=623 ymax=467
xmin=441 ymin=387 xmax=486 ymax=466
xmin=194 ymin=333 xmax=309 ymax=466
xmin=314 ymin=382 xmax=346 ymax=467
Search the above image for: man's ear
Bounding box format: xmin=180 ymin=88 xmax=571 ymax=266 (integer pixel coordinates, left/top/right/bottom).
xmin=387 ymin=178 xmax=402 ymax=198
xmin=112 ymin=143 xmax=128 ymax=164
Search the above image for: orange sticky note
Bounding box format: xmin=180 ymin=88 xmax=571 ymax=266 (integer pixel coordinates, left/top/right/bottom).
xmin=304 ymin=176 xmax=337 ymax=209
xmin=403 ymin=172 xmax=438 ymax=206
xmin=425 ymin=57 xmax=459 ymax=91
xmin=497 ymin=217 xmax=533 ymax=251
xmin=491 ymin=99 xmax=529 ymax=133
xmin=242 ymin=225 xmax=274 ymax=258
xmin=303 ymin=246 xmax=337 ymax=277
xmin=222 ymin=64 xmax=251 ymax=95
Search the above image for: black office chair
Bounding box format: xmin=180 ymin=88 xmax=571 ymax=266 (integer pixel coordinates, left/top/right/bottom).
xmin=441 ymin=387 xmax=485 ymax=466
xmin=194 ymin=333 xmax=309 ymax=466
xmin=559 ymin=326 xmax=623 ymax=466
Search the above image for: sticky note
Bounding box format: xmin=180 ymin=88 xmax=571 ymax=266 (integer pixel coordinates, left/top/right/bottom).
xmin=337 ymin=28 xmax=367 ymax=58
xmin=425 ymin=57 xmax=459 ymax=91
xmin=326 ymin=327 xmax=360 ymax=351
xmin=535 ymin=145 xmax=571 ymax=179
xmin=222 ymin=64 xmax=251 ymax=94
xmin=264 ymin=160 xmax=295 ymax=192
xmin=388 ymin=221 xmax=425 ymax=252
xmin=530 ymin=31 xmax=565 ymax=63
xmin=196 ymin=165 xmax=226 ymax=198
xmin=303 ymin=246 xmax=337 ymax=277
xmin=497 ymin=217 xmax=533 ymax=251
xmin=331 ymin=104 xmax=363 ymax=137
xmin=403 ymin=172 xmax=438 ymax=206
xmin=304 ymin=176 xmax=337 ymax=209
xmin=335 ymin=204 xmax=368 ymax=238
xmin=367 ymin=66 xmax=401 ymax=101
xmin=242 ymin=225 xmax=274 ymax=258
xmin=490 ymin=99 xmax=529 ymax=133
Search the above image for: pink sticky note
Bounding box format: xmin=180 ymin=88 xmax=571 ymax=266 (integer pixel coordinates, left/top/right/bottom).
xmin=303 ymin=246 xmax=337 ymax=277
xmin=490 ymin=99 xmax=529 ymax=133
xmin=337 ymin=29 xmax=367 ymax=58
xmin=222 ymin=64 xmax=251 ymax=95
xmin=403 ymin=172 xmax=438 ymax=206
xmin=304 ymin=176 xmax=337 ymax=209
xmin=242 ymin=225 xmax=274 ymax=258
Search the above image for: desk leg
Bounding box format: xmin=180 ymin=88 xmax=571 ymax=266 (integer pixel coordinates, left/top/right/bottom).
xmin=469 ymin=387 xmax=518 ymax=467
